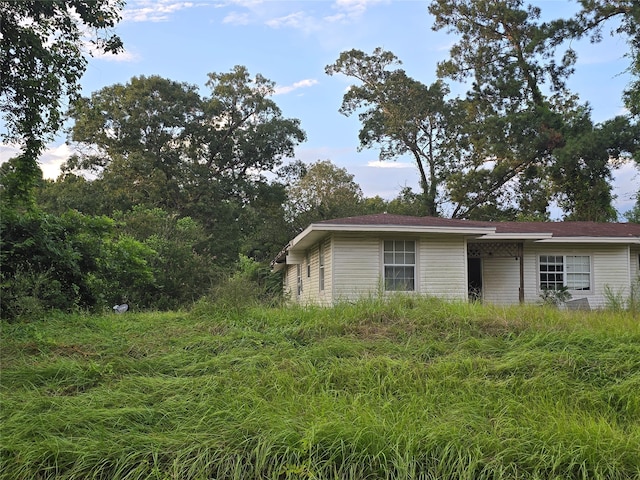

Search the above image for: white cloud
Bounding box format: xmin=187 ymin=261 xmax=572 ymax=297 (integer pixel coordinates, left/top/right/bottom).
xmin=274 ymin=79 xmax=318 ymax=95
xmin=0 ymin=143 xmax=74 ymax=180
xmin=227 ymin=0 xmax=387 ymax=33
xmin=85 ymin=42 xmax=140 ymax=62
xmin=223 ymin=11 xmax=251 ymax=25
xmin=124 ymin=1 xmax=195 ymax=22
xmin=331 ymin=0 xmax=386 ymax=20
xmin=265 ymin=11 xmax=321 ymax=33
xmin=367 ymin=160 xmax=414 ymax=169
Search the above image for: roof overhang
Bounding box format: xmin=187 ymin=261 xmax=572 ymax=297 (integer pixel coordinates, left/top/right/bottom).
xmin=271 ymin=223 xmax=640 ymax=269
xmin=534 ymin=236 xmax=640 ymax=244
xmin=473 ymin=232 xmax=554 ymax=241
xmin=271 ymin=222 xmax=497 ymax=268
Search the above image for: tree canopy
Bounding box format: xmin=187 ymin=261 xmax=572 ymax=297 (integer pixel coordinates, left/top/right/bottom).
xmin=326 ymin=49 xmax=464 ymax=216
xmin=0 ymin=0 xmax=124 ymax=205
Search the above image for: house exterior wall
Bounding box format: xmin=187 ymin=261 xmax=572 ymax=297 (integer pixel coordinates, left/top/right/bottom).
xmin=482 ymin=256 xmax=522 ymax=305
xmin=284 ymin=233 xmax=637 ymax=308
xmin=532 ymin=243 xmax=630 ymax=309
xmin=283 ymin=263 xmax=297 ymax=301
xmin=288 ymin=233 xmax=469 ymax=304
xmin=282 ymin=236 xmax=333 ymax=305
xmin=331 ymin=234 xmax=382 ymax=302
xmin=631 ymin=245 xmax=640 ymax=284
xmin=479 ymin=242 xmax=633 ymax=308
xmin=321 ymin=236 xmax=333 ymax=305
xmin=420 ymin=235 xmax=467 ymax=300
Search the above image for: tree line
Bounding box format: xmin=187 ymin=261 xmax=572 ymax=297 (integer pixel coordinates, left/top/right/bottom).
xmin=1 ymin=0 xmax=639 ymax=319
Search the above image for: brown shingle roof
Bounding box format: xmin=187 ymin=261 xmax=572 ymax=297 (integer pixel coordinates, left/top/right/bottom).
xmin=318 ymin=214 xmax=640 ymax=238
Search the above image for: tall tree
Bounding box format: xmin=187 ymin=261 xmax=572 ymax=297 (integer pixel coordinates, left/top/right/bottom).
xmin=285 ymin=160 xmax=364 ymax=231
xmin=66 ymin=69 xmax=305 ymax=263
xmin=558 ymin=1 xmax=640 ymax=218
xmin=429 ymin=0 xmax=620 ymax=220
xmin=326 ymin=49 xmax=463 ymax=216
xmin=555 ymin=1 xmax=640 ymax=116
xmin=0 ymin=0 xmax=124 ymax=205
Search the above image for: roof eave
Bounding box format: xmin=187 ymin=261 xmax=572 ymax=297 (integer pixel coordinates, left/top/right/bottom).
xmin=535 ymin=237 xmax=640 ymax=244
xmin=475 ymin=232 xmax=554 ymax=241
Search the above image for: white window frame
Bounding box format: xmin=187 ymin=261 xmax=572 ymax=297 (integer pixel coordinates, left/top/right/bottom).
xmin=296 ymin=264 xmax=303 ymax=297
xmin=539 ymin=254 xmax=591 ymax=292
xmin=383 ymin=240 xmax=416 ymax=292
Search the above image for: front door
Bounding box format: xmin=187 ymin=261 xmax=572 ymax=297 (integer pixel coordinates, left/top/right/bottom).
xmin=468 ymin=257 xmax=482 ymax=301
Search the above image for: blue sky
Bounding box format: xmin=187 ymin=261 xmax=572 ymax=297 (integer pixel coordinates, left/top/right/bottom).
xmin=1 ymin=0 xmax=637 ymax=216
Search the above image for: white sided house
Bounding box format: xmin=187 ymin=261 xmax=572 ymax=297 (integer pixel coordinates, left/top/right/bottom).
xmin=271 ymin=214 xmax=640 ymax=308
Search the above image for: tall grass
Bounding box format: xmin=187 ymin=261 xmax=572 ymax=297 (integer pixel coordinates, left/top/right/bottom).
xmin=1 ymin=297 xmax=639 ymax=479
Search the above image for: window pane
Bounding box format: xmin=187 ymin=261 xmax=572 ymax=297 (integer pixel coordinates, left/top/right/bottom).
xmin=566 ymin=256 xmax=590 ymax=290
xmin=539 ymin=255 xmax=563 ymax=290
xmin=384 ymin=240 xmax=416 ymax=291
xmin=384 ymin=266 xmax=415 ymax=291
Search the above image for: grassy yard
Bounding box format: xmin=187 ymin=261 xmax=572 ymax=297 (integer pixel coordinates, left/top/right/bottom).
xmin=1 ymin=297 xmax=639 ymax=479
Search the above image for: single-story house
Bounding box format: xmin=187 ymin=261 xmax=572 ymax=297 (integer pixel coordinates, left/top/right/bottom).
xmin=271 ymin=214 xmax=640 ymax=308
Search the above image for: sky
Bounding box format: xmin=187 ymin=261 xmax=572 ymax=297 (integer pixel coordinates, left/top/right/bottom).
xmin=1 ymin=0 xmax=637 ymax=217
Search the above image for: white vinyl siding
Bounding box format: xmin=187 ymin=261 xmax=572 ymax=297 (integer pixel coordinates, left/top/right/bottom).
xmin=319 ymin=244 xmax=325 ymax=292
xmin=284 ymin=232 xmax=637 ymax=308
xmin=332 ymin=234 xmax=381 ymax=301
xmin=420 ymin=235 xmax=467 ymax=300
xmin=283 ymin=264 xmax=297 ymax=299
xmin=321 ymin=237 xmax=333 ymax=305
xmin=482 ymin=256 xmax=522 ymax=305
xmin=632 ymin=246 xmax=640 ymax=283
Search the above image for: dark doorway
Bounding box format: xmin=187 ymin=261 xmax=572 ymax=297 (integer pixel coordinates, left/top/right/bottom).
xmin=468 ymin=258 xmax=482 ymax=301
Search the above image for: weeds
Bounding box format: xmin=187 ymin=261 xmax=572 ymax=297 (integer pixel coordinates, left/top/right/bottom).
xmin=2 ymin=298 xmax=639 ymax=479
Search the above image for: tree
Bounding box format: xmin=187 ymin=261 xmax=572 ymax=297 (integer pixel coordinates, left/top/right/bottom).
xmin=428 ymin=0 xmax=621 ymax=220
xmin=114 ymin=207 xmax=221 ymax=310
xmin=0 ymin=206 xmax=154 ymax=319
xmin=559 ymin=1 xmax=640 ymax=215
xmin=326 ymin=49 xmax=463 ymax=216
xmin=0 ymin=0 xmax=124 ymax=205
xmin=66 ymin=69 xmax=306 ymax=263
xmin=556 ymin=1 xmax=640 ymax=116
xmin=285 ymin=160 xmax=364 ymax=231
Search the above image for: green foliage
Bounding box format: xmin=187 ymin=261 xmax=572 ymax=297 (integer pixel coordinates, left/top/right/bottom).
xmin=539 ymin=286 xmax=572 ymax=307
xmin=0 ymin=0 xmax=124 ymax=205
xmin=326 ymin=49 xmax=462 ymax=216
xmin=196 ymin=254 xmax=284 ymax=315
xmin=0 ymin=206 xmax=154 ymax=320
xmin=603 ymin=279 xmax=640 ymax=313
xmin=62 ymin=70 xmax=305 ymax=267
xmin=285 ymin=160 xmax=365 ymax=230
xmin=114 ymin=207 xmax=222 ymax=310
xmin=426 ymin=0 xmax=638 ymax=221
xmin=2 ymin=299 xmax=639 ymax=479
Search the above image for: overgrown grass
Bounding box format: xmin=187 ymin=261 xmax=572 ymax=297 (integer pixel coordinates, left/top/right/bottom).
xmin=2 ymin=297 xmax=639 ymax=479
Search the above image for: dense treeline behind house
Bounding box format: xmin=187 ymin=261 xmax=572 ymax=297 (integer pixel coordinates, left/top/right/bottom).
xmin=1 ymin=0 xmax=639 ymax=319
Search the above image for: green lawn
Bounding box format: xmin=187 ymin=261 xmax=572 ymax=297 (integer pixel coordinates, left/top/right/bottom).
xmin=1 ymin=297 xmax=639 ymax=479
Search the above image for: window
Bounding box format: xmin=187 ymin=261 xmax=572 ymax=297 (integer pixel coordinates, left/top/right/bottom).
xmin=306 ymin=253 xmax=311 ymax=278
xmin=539 ymin=255 xmax=590 ymax=291
xmin=319 ymin=245 xmax=325 ymax=291
xmin=384 ymin=240 xmax=415 ymax=291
